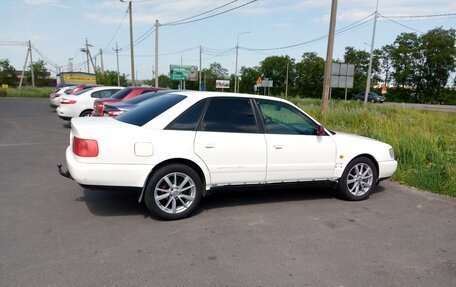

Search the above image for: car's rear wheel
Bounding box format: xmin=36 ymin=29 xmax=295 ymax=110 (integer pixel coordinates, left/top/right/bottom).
xmin=338 ymin=156 xmax=377 ymax=201
xmin=144 ymin=164 xmax=203 ymax=220
xmin=80 ymin=110 xmax=93 ymax=117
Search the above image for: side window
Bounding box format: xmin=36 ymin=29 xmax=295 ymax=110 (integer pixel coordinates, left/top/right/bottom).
xmin=167 ymin=100 xmax=207 ymax=131
xmin=102 ymin=90 xmax=117 ymax=98
xmin=91 ymin=91 xmax=102 ymax=98
xmin=202 ymin=98 xmax=259 ymax=133
xmin=257 ymin=100 xmax=316 ymax=135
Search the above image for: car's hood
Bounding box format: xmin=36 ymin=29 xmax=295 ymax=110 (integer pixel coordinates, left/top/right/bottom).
xmin=331 ymin=131 xmax=391 ymax=149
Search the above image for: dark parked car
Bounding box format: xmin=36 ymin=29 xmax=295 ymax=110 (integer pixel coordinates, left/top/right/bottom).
xmin=92 ymin=87 xmax=165 ymax=116
xmin=103 ymin=90 xmax=174 ymax=117
xmin=354 ymin=92 xmax=385 ymax=103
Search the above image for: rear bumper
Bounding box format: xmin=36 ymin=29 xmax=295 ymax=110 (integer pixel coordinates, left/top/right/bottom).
xmin=65 ymin=146 xmax=153 ymax=188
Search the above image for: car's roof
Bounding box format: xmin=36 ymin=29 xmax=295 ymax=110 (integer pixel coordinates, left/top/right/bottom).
xmin=169 ymin=90 xmax=290 ymax=103
xmin=90 ymin=86 xmax=124 ymax=91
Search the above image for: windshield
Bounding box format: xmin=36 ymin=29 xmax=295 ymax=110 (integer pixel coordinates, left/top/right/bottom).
xmin=111 ymin=88 xmax=132 ymax=99
xmin=116 ymin=93 xmax=186 ymax=126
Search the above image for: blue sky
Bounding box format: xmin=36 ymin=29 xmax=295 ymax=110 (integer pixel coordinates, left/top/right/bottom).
xmin=1 ymin=0 xmax=455 ymax=81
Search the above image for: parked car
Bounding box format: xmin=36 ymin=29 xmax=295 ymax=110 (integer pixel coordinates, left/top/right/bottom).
xmin=354 ymin=92 xmax=385 ymax=103
xmin=49 ymin=86 xmax=76 ymax=108
xmin=91 ymin=87 xmax=165 ymax=116
xmin=103 ymin=90 xmax=174 ymax=117
xmin=69 ymin=84 xmax=102 ymax=95
xmin=56 ymin=86 xmax=123 ymax=120
xmin=60 ymin=91 xmax=397 ymax=220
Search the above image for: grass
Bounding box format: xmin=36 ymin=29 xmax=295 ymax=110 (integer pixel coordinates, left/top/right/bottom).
xmin=0 ymin=87 xmax=54 ymax=98
xmin=288 ymin=98 xmax=456 ymax=197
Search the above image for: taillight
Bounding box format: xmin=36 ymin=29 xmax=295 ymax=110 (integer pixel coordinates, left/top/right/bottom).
xmin=95 ymin=104 xmax=104 ymax=114
xmin=108 ymin=110 xmax=125 ymax=117
xmin=60 ymin=98 xmax=77 ymax=104
xmin=73 ymin=137 xmax=98 ymax=157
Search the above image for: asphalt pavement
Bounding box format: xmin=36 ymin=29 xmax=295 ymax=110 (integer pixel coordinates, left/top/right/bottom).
xmin=1 ymin=98 xmax=455 ymax=287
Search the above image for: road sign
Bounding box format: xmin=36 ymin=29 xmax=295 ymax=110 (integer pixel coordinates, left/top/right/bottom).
xmin=256 ymin=76 xmax=262 ymax=85
xmin=261 ymin=80 xmax=273 ymax=88
xmin=331 ymin=63 xmax=354 ymax=88
xmin=381 ymin=84 xmax=387 ymax=94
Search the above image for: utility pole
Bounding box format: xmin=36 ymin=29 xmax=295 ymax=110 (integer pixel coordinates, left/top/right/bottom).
xmin=87 ymin=47 xmax=96 ymax=73
xmin=321 ymin=0 xmax=338 ymax=114
xmin=29 ymin=40 xmax=35 ymax=87
xmin=99 ymin=49 xmax=104 ymax=73
xmin=113 ymin=42 xmax=121 ymax=86
xmin=364 ymin=0 xmax=379 ymax=105
xmin=199 ymin=45 xmax=202 ymax=91
xmin=235 ymin=31 xmax=250 ymax=93
xmin=120 ymin=0 xmax=135 ymax=85
xmin=85 ymin=38 xmax=90 ymax=73
xmin=154 ymin=19 xmax=159 ymax=88
xmin=19 ymin=42 xmax=30 ymax=89
xmin=285 ymin=61 xmax=289 ymax=99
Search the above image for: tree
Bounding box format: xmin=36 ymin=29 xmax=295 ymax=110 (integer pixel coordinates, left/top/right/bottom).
xmin=259 ymin=56 xmax=294 ymax=96
xmin=390 ymin=33 xmax=421 ymax=91
xmin=420 ymin=28 xmax=456 ymax=103
xmin=343 ymin=47 xmax=380 ymax=93
xmin=239 ymin=66 xmax=261 ymax=94
xmin=202 ymin=62 xmax=229 ymax=91
xmin=96 ymin=69 xmax=128 ymax=86
xmin=25 ymin=59 xmax=51 ymax=86
xmin=294 ymin=52 xmax=324 ymax=98
xmin=0 ymin=59 xmax=17 ymax=86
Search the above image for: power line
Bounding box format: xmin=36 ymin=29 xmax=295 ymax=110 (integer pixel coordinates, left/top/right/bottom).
xmin=163 ymin=0 xmax=239 ymax=25
xmin=161 ymin=0 xmax=258 ymax=26
xmin=379 ymin=13 xmax=424 ymax=34
xmin=383 ymin=12 xmax=456 ymax=19
xmin=241 ymin=15 xmax=375 ymax=51
xmin=103 ymin=9 xmax=129 ymax=52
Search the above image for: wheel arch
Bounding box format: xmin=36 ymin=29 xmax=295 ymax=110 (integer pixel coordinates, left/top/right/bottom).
xmin=141 ymin=158 xmax=208 ymax=200
xmin=79 ymin=109 xmax=93 ymax=117
xmin=349 ymin=153 xmax=379 ymax=179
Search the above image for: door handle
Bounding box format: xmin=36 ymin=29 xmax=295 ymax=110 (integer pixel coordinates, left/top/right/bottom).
xmin=205 ymin=144 xmax=216 ymax=149
xmin=273 ymin=145 xmax=283 ymax=149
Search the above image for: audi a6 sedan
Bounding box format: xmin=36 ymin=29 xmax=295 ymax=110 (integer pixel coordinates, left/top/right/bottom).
xmin=61 ymin=91 xmax=397 ymax=220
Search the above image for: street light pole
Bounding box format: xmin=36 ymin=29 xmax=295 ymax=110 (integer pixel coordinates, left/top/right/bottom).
xmin=235 ymin=31 xmax=250 ymax=93
xmin=364 ymin=0 xmax=379 ymax=105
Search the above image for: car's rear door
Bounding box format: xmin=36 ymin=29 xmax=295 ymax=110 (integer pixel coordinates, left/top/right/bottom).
xmin=194 ymin=97 xmax=267 ymax=185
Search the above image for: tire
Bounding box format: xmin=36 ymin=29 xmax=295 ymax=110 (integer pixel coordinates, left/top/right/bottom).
xmin=144 ymin=164 xmax=203 ymax=220
xmin=338 ymin=156 xmax=377 ymax=201
xmin=80 ymin=110 xmax=93 ymax=117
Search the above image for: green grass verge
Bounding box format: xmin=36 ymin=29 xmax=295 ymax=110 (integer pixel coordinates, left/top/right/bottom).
xmin=289 ymin=97 xmax=456 ymax=197
xmin=0 ymin=87 xmax=54 ymax=98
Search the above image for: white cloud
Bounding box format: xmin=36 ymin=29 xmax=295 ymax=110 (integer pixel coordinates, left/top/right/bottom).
xmin=24 ymin=0 xmax=70 ymax=9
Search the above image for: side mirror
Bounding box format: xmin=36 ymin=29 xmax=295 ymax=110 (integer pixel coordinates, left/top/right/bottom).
xmin=316 ymin=124 xmax=326 ymax=136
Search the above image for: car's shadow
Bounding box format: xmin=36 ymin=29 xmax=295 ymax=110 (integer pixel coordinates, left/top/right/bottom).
xmin=76 ymin=183 xmax=386 ymax=219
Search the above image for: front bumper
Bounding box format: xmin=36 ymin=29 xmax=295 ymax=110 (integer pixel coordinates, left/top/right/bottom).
xmin=378 ymin=160 xmax=397 ymax=179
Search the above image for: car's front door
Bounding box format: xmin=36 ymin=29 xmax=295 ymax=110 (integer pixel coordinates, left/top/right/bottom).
xmin=255 ymin=99 xmax=337 ymax=182
xmin=194 ymin=97 xmax=267 ymax=185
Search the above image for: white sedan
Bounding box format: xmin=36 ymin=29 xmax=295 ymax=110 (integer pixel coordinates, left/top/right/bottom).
xmin=61 ymin=91 xmax=397 ymax=220
xmin=57 ymin=86 xmax=123 ymax=120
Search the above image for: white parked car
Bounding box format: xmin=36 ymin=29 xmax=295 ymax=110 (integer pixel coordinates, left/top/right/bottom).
xmin=49 ymin=86 xmax=76 ymax=108
xmin=60 ymin=91 xmax=397 ymax=220
xmin=57 ymin=86 xmax=123 ymax=120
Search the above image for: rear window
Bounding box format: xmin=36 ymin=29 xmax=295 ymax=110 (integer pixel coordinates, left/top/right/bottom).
xmin=116 ymin=93 xmax=186 ymax=126
xmin=74 ymin=88 xmax=93 ymax=95
xmin=111 ymin=87 xmax=132 ymax=99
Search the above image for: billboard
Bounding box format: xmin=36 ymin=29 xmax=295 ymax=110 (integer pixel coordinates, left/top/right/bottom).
xmin=330 ymin=63 xmax=354 ymax=88
xmin=57 ymin=72 xmax=96 ymax=86
xmin=216 ymin=80 xmax=230 ymax=89
xmin=170 ymin=65 xmax=198 ymax=81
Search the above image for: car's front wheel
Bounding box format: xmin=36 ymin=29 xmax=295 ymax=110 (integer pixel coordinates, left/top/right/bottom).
xmin=144 ymin=164 xmax=203 ymax=220
xmin=338 ymin=156 xmax=377 ymax=201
